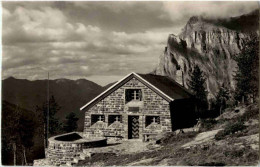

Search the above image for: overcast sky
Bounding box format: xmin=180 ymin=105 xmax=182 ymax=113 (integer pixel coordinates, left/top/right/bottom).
xmin=2 ymin=1 xmax=258 ymax=86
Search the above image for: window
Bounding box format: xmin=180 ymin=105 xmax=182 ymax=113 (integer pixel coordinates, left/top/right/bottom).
xmin=108 ymin=115 xmax=122 ymax=126
xmin=145 ymin=116 xmax=160 ymax=127
xmin=91 ymin=114 xmax=105 ymax=125
xmin=125 ymin=89 xmax=142 ymax=103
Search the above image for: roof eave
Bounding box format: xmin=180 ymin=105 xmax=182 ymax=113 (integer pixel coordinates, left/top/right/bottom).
xmin=80 ymin=72 xmax=135 ymax=111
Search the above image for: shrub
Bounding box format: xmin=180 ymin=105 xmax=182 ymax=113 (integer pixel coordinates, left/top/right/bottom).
xmin=215 ymin=121 xmax=246 ymax=140
xmin=240 ymin=105 xmax=259 ymax=121
xmin=224 ymin=149 xmax=244 ymax=158
xmin=215 ymin=130 xmax=226 ymax=140
xmin=199 ymin=118 xmax=217 ymax=131
xmin=225 ymin=121 xmax=246 ymax=134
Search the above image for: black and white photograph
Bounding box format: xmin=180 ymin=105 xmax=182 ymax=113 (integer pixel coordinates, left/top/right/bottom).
xmin=1 ymin=1 xmax=259 ymax=166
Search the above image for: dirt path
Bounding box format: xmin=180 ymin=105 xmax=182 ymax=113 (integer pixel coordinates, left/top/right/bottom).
xmin=85 ymin=139 xmax=150 ymax=155
xmin=126 ymin=158 xmax=154 ymax=166
xmin=182 ymin=129 xmax=222 ymax=148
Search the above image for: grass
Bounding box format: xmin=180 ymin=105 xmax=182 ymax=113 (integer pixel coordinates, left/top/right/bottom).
xmin=215 ymin=103 xmax=259 ymax=140
xmin=156 ymin=131 xmax=198 ymax=146
xmin=215 ymin=121 xmax=246 ymax=140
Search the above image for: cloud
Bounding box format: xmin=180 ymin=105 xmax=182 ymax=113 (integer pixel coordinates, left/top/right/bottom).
xmin=162 ymin=1 xmax=258 ymax=23
xmin=3 ymin=6 xmax=102 ymax=44
xmin=2 ymin=4 xmax=165 ymax=84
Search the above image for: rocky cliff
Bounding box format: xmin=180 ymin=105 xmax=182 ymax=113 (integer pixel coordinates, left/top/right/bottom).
xmin=154 ymin=10 xmax=259 ymax=99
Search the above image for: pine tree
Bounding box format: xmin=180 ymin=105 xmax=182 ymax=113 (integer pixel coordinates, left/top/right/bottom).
xmin=216 ymin=84 xmax=230 ymax=115
xmin=48 ymin=96 xmax=62 ymax=135
xmin=188 ymin=65 xmax=208 ymax=111
xmin=234 ymin=34 xmax=259 ymax=103
xmin=63 ymin=112 xmax=79 ymax=133
xmin=39 ymin=95 xmax=62 ymax=146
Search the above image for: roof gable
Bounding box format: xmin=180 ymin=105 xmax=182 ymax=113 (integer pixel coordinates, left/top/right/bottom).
xmin=80 ymin=72 xmax=193 ymax=111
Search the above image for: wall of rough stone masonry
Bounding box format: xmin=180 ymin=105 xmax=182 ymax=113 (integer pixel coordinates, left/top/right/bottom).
xmin=46 ymin=137 xmax=107 ymax=166
xmin=84 ymin=77 xmax=172 ymax=139
xmin=47 ymin=141 xmax=83 ymax=165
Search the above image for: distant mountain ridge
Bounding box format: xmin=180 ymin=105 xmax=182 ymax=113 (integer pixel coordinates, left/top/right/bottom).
xmin=154 ymin=9 xmax=259 ymax=99
xmin=2 ymin=77 xmax=110 ymax=130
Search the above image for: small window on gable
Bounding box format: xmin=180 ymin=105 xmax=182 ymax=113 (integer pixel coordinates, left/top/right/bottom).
xmin=108 ymin=115 xmax=122 ymax=126
xmin=145 ymin=116 xmax=160 ymax=127
xmin=125 ymin=89 xmax=142 ymax=103
xmin=91 ymin=114 xmax=105 ymax=125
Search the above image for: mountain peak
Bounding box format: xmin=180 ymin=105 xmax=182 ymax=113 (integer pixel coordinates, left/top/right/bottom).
xmin=55 ymin=78 xmax=71 ymax=84
xmin=187 ymin=16 xmax=200 ymax=25
xmin=5 ymin=76 xmax=16 ymax=80
xmin=155 ymin=9 xmax=259 ymax=100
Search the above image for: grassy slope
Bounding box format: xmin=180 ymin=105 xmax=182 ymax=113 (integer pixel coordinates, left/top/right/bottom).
xmin=77 ymin=103 xmax=259 ymax=166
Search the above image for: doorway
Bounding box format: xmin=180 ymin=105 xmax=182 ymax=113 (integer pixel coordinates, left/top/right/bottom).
xmin=128 ymin=116 xmax=139 ymax=139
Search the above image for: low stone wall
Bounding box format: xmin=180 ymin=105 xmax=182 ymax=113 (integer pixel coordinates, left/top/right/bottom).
xmin=34 ymin=132 xmax=107 ymax=166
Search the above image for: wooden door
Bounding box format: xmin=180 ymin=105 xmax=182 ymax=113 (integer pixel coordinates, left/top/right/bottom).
xmin=128 ymin=116 xmax=139 ymax=139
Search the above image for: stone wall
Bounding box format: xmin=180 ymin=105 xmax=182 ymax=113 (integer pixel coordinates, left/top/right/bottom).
xmin=84 ymin=77 xmax=172 ymax=139
xmin=44 ymin=132 xmax=107 ymax=166
xmin=47 ymin=141 xmax=83 ymax=165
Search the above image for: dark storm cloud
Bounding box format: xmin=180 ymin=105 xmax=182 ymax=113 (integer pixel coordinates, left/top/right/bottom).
xmin=2 ymin=1 xmax=258 ymax=85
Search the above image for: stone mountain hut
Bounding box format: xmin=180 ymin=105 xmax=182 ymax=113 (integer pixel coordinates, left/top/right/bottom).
xmin=80 ymin=72 xmax=196 ymax=141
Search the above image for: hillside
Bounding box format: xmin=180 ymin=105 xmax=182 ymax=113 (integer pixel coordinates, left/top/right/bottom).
xmin=2 ymin=77 xmax=109 ymax=130
xmin=2 ymin=100 xmax=45 ymax=165
xmin=76 ymin=103 xmax=259 ymax=166
xmin=154 ymin=10 xmax=259 ymax=99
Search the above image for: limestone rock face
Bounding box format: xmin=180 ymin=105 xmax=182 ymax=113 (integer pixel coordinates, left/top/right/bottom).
xmin=154 ymin=10 xmax=259 ymax=99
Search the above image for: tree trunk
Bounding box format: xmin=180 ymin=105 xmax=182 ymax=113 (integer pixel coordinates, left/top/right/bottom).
xmin=44 ymin=122 xmax=47 ymax=148
xmin=219 ymin=99 xmax=223 ymax=115
xmin=23 ymin=146 xmax=27 ymax=165
xmin=13 ymin=143 xmax=16 ymax=166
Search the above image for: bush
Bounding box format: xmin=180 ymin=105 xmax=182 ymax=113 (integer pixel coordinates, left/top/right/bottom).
xmin=215 ymin=121 xmax=246 ymax=140
xmin=240 ymin=105 xmax=259 ymax=121
xmin=200 ymin=118 xmax=217 ymax=131
xmin=215 ymin=130 xmax=226 ymax=140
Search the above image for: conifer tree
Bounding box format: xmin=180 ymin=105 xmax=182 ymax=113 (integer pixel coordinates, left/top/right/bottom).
xmin=63 ymin=112 xmax=79 ymax=133
xmin=216 ymin=84 xmax=230 ymax=114
xmin=188 ymin=65 xmax=208 ymax=111
xmin=40 ymin=95 xmax=62 ymax=146
xmin=234 ymin=34 xmax=259 ymax=103
xmin=48 ymin=96 xmax=62 ymax=135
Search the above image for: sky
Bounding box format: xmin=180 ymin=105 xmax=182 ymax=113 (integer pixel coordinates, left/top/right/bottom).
xmin=2 ymin=1 xmax=259 ymax=86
